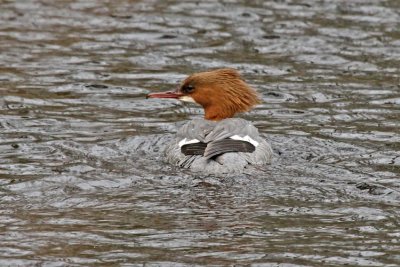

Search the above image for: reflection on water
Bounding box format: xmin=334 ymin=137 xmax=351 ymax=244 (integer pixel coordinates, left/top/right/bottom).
xmin=1 ymin=0 xmax=400 ymax=266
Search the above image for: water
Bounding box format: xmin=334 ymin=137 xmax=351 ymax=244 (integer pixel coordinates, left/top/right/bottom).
xmin=1 ymin=0 xmax=400 ymax=266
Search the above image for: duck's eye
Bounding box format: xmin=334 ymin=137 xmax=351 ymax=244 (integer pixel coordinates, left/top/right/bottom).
xmin=182 ymin=84 xmax=195 ymax=93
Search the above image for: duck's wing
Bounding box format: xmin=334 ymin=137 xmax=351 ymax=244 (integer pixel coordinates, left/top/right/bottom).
xmin=176 ymin=119 xmax=215 ymax=142
xmin=203 ymin=139 xmax=255 ymax=159
xmin=173 ymin=118 xmax=269 ymax=161
xmin=166 ymin=119 xmax=273 ymax=169
xmin=180 ymin=142 xmax=207 ymax=156
xmin=204 ymin=118 xmax=261 ymax=143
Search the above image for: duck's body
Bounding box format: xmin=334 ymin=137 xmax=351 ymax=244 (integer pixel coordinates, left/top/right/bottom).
xmin=147 ymin=68 xmax=273 ymax=173
xmin=166 ymin=118 xmax=272 ymax=173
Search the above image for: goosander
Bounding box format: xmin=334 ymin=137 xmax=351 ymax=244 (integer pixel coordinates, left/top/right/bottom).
xmin=147 ymin=68 xmax=273 ymax=173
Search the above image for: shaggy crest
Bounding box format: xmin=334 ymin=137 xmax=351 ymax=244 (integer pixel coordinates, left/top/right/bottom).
xmin=179 ymin=68 xmax=261 ymax=120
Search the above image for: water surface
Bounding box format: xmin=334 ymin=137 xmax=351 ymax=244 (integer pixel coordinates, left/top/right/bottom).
xmin=1 ymin=0 xmax=400 ymax=266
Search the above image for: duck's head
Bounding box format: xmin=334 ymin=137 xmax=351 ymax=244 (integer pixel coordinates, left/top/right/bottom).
xmin=147 ymin=68 xmax=261 ymax=121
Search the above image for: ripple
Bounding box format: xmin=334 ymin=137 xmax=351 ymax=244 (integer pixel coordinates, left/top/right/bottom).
xmin=1 ymin=0 xmax=400 ymax=266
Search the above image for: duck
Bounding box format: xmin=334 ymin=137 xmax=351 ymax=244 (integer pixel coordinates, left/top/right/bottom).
xmin=147 ymin=68 xmax=273 ymax=173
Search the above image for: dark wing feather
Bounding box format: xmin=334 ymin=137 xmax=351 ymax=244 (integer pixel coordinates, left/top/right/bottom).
xmin=181 ymin=142 xmax=207 ymax=156
xmin=204 ymin=140 xmax=255 ymax=159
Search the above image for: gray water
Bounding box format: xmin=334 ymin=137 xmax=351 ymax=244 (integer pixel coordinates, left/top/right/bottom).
xmin=1 ymin=0 xmax=400 ymax=266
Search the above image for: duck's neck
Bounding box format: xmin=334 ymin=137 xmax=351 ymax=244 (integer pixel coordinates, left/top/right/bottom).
xmin=204 ymin=106 xmax=235 ymax=121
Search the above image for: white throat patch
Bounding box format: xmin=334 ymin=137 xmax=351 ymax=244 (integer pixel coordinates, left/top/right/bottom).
xmin=179 ymin=95 xmax=197 ymax=103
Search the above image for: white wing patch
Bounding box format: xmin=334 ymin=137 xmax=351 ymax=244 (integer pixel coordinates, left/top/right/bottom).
xmin=229 ymin=135 xmax=259 ymax=147
xmin=178 ymin=138 xmax=200 ymax=148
